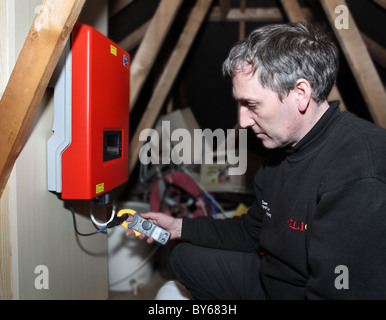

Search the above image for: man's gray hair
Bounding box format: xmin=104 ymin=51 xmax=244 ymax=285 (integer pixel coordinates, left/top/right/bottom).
xmin=223 ymin=23 xmax=339 ymax=104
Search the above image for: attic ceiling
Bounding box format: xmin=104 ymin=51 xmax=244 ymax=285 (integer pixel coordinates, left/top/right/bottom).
xmin=1 ymin=0 xmax=384 ymax=199
xmin=107 ymin=0 xmax=386 ymax=184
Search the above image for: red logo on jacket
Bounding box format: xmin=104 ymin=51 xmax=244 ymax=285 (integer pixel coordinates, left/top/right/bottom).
xmin=287 ymin=219 xmax=307 ymax=231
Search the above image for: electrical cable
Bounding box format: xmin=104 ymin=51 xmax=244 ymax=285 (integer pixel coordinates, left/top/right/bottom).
xmin=65 ymin=200 xmax=107 ymax=236
xmin=90 ymin=202 xmax=116 ymax=227
xmin=66 ymin=199 xmax=161 ymax=289
xmin=66 ymin=200 xmax=133 ymax=236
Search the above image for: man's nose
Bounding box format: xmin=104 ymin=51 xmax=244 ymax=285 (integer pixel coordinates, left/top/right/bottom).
xmin=239 ymin=107 xmax=254 ymax=128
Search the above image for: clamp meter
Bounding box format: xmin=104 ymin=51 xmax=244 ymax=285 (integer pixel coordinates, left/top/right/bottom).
xmin=117 ymin=209 xmax=170 ymax=245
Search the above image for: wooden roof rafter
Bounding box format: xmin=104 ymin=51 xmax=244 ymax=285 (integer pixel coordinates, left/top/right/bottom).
xmin=108 ymin=0 xmax=386 ymax=177
xmin=320 ymin=0 xmax=386 ymax=128
xmin=128 ymin=0 xmax=214 ymax=176
xmin=373 ymin=0 xmax=386 ymax=10
xmin=0 ymin=0 xmax=86 ymax=199
xmin=108 ymin=0 xmax=134 ymax=17
xmin=279 ymin=0 xmax=347 ymax=111
xmin=129 ymin=0 xmax=184 ymax=111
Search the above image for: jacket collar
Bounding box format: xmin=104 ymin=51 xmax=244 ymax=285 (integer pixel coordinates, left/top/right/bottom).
xmin=283 ymin=101 xmax=342 ymax=162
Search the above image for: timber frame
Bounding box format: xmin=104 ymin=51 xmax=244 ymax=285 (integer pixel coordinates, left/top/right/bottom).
xmin=0 ymin=0 xmax=86 ymax=199
xmin=0 ymin=0 xmax=385 ymax=198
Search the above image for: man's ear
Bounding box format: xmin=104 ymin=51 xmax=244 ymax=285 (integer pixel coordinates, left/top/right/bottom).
xmin=294 ymin=79 xmax=312 ymax=113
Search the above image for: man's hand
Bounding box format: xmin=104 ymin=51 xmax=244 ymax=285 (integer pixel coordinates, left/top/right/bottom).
xmin=125 ymin=212 xmax=183 ymax=244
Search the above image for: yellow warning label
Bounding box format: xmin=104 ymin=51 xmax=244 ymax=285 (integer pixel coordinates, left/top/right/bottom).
xmin=96 ymin=183 xmax=105 ymax=194
xmin=110 ymin=45 xmax=117 ymax=56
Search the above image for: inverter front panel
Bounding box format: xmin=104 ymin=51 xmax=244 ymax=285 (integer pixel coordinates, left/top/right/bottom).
xmin=60 ymin=23 xmax=130 ymax=199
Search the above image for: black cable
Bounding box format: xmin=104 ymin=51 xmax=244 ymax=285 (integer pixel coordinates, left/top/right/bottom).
xmin=107 ymin=214 xmax=128 ymax=229
xmin=65 ymin=200 xmax=106 ymax=236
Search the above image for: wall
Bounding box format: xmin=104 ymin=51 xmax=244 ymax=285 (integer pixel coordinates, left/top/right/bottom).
xmin=1 ymin=0 xmax=109 ymax=300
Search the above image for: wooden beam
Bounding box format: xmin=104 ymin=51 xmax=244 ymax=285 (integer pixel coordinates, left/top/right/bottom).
xmin=239 ymin=0 xmax=246 ymax=40
xmin=129 ymin=0 xmax=213 ymax=176
xmin=0 ymin=0 xmax=86 ymax=199
xmin=321 ymin=0 xmax=386 ymax=128
xmin=108 ymin=0 xmax=133 ymax=17
xmin=373 ymin=0 xmax=386 ymax=10
xmin=361 ymin=32 xmax=386 ymax=69
xmin=210 ymin=7 xmax=283 ymax=22
xmin=118 ymin=19 xmax=150 ymax=53
xmin=219 ymin=0 xmax=231 ymax=21
xmin=129 ymin=0 xmax=183 ymax=112
xmin=209 ymin=7 xmax=312 ymax=22
xmin=280 ymin=0 xmax=346 ymax=110
xmin=280 ymin=0 xmax=307 ymax=23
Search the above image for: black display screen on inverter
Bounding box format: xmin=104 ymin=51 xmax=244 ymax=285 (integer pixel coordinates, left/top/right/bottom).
xmin=103 ymin=131 xmax=122 ymax=162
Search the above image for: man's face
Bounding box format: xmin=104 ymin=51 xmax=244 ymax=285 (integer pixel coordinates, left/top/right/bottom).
xmin=233 ymin=70 xmax=302 ymax=149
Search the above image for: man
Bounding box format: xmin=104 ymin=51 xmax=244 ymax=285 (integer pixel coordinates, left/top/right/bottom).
xmin=127 ymin=23 xmax=386 ymax=299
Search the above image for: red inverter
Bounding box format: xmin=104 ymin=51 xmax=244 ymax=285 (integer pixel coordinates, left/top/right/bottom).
xmin=47 ymin=23 xmax=130 ymax=199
